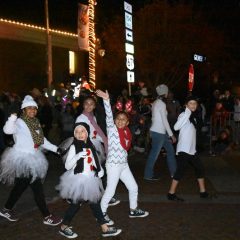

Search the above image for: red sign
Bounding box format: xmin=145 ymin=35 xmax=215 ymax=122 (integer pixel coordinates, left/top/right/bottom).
xmin=188 ymin=64 xmax=194 ymax=92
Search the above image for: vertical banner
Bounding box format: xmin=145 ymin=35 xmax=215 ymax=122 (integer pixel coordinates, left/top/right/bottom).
xmin=78 ymin=3 xmax=89 ymax=51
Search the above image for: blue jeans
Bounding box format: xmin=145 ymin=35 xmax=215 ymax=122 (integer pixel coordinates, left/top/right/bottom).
xmin=144 ymin=131 xmax=176 ymax=178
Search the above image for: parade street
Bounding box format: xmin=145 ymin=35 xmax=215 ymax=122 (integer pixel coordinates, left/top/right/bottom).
xmin=0 ymin=148 xmax=239 ymax=240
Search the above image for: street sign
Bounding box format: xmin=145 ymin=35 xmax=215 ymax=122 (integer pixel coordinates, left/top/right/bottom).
xmin=124 ymin=1 xmax=135 ymax=90
xmin=126 ymin=29 xmax=133 ymax=42
xmin=124 ymin=1 xmax=132 ymax=13
xmin=126 ymin=54 xmax=134 ymax=70
xmin=125 ymin=12 xmax=132 ymax=29
xmin=125 ymin=43 xmax=134 ymax=54
xmin=127 ymin=71 xmax=135 ymax=83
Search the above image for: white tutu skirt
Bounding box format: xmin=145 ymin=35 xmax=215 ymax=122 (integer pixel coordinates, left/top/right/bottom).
xmin=57 ymin=171 xmax=104 ymax=204
xmin=0 ymin=147 xmax=48 ymax=185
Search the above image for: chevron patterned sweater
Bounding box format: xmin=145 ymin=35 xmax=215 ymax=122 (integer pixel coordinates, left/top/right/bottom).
xmin=103 ymin=99 xmax=128 ymax=165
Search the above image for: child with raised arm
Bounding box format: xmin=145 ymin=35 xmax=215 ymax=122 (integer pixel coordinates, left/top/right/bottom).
xmin=57 ymin=122 xmax=121 ymax=238
xmin=96 ymin=89 xmax=149 ymax=224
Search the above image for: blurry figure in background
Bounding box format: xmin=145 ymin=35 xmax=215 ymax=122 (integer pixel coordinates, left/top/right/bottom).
xmin=210 ymin=89 xmax=221 ymax=113
xmin=222 ymin=89 xmax=234 ymax=113
xmin=38 ymin=96 xmax=53 ymax=139
xmin=8 ymin=93 xmax=21 ymax=116
xmin=233 ymin=97 xmax=240 ymax=145
xmin=0 ymin=105 xmax=5 ymax=153
xmin=133 ymin=97 xmax=152 ymax=154
xmin=60 ymin=103 xmax=75 ymax=140
xmin=166 ymin=91 xmax=181 ymax=132
xmin=212 ymin=126 xmax=234 ymax=155
xmin=211 ymin=102 xmax=229 ymax=137
xmin=133 ymin=81 xmax=149 ymax=102
xmin=30 ymin=88 xmax=42 ymax=103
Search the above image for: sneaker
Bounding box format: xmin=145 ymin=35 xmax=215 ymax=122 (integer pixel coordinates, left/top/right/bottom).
xmin=167 ymin=193 xmax=184 ymax=202
xmin=0 ymin=208 xmax=19 ymax=222
xmin=129 ymin=208 xmax=149 ymax=218
xmin=103 ymin=213 xmax=114 ymax=226
xmin=59 ymin=226 xmax=78 ymax=239
xmin=200 ymin=192 xmax=209 ymax=199
xmin=108 ymin=197 xmax=120 ymax=207
xmin=102 ymin=227 xmax=122 ymax=237
xmin=43 ymin=214 xmax=62 ymax=226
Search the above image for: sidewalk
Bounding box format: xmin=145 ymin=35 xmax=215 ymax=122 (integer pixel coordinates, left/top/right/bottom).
xmin=0 ymin=149 xmax=240 ymax=239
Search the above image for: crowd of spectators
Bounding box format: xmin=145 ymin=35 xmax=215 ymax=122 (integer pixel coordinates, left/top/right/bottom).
xmin=1 ymin=83 xmax=240 ymax=157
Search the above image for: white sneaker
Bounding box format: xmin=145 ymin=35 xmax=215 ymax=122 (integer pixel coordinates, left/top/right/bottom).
xmin=108 ymin=197 xmax=120 ymax=207
xmin=102 ymin=227 xmax=122 ymax=237
xmin=129 ymin=208 xmax=149 ymax=218
xmin=103 ymin=213 xmax=114 ymax=226
xmin=59 ymin=226 xmax=78 ymax=239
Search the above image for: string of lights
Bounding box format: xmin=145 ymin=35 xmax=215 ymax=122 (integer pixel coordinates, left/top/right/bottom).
xmin=88 ymin=0 xmax=96 ymax=89
xmin=0 ymin=18 xmax=78 ymax=38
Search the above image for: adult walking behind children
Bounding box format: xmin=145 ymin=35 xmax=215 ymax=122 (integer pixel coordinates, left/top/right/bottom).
xmin=144 ymin=84 xmax=177 ymax=180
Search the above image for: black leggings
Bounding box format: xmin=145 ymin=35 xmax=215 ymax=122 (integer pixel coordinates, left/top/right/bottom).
xmin=173 ymin=152 xmax=205 ymax=181
xmin=5 ymin=177 xmax=50 ymax=217
xmin=62 ymin=201 xmax=107 ymax=226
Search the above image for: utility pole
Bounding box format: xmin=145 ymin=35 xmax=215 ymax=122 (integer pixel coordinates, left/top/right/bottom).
xmin=45 ymin=0 xmax=53 ymax=88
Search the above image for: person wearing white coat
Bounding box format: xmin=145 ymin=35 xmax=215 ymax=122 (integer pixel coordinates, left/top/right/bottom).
xmin=167 ymin=96 xmax=209 ymax=202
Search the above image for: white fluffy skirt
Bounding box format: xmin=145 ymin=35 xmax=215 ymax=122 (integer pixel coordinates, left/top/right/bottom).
xmin=0 ymin=147 xmax=48 ymax=185
xmin=57 ymin=171 xmax=104 ymax=204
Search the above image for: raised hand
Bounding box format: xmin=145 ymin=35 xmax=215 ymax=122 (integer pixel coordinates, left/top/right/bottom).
xmin=95 ymin=89 xmax=109 ymax=100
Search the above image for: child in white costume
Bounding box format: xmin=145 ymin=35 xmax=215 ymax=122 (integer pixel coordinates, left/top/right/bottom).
xmin=96 ymin=90 xmax=149 ymax=223
xmin=58 ymin=122 xmax=122 ymax=238
xmin=0 ymin=95 xmax=62 ymax=225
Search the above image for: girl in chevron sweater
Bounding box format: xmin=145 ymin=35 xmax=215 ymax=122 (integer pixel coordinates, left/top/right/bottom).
xmin=96 ymin=90 xmax=149 ymax=224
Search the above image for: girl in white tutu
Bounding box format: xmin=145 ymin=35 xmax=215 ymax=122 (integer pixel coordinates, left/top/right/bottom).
xmin=0 ymin=95 xmax=62 ymax=226
xmin=58 ymin=122 xmax=121 ymax=238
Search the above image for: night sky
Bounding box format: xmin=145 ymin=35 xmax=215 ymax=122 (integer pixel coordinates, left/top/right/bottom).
xmin=1 ymin=0 xmax=240 ymax=36
xmin=0 ymin=0 xmax=137 ymax=32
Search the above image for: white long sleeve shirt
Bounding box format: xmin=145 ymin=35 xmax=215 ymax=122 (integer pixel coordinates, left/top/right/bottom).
xmin=3 ymin=114 xmax=57 ymax=154
xmin=150 ymin=99 xmax=173 ymax=136
xmin=174 ymin=108 xmax=196 ymax=155
xmin=65 ymin=145 xmax=97 ymax=176
xmin=103 ymin=99 xmax=128 ymax=165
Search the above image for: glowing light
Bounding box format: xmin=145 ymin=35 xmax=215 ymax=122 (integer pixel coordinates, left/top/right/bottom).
xmin=73 ymin=84 xmax=81 ymax=98
xmin=69 ymin=51 xmax=75 ymax=74
xmin=51 ymin=89 xmax=56 ymax=96
xmin=0 ymin=18 xmax=78 ymax=38
xmin=88 ymin=0 xmax=96 ymax=89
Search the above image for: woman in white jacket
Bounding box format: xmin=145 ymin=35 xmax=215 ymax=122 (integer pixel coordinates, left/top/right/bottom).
xmin=0 ymin=95 xmax=62 ymax=225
